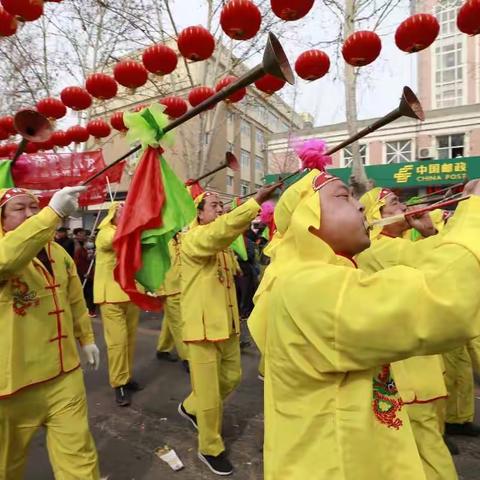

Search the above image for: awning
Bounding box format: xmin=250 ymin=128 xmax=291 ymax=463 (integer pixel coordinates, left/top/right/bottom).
xmin=265 ymin=156 xmax=480 ymax=188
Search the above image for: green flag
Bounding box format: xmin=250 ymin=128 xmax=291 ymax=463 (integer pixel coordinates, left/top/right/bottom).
xmin=136 ymin=156 xmax=196 ymax=292
xmin=0 ymin=160 xmax=14 ymax=188
xmin=231 ymin=234 xmax=248 ymax=261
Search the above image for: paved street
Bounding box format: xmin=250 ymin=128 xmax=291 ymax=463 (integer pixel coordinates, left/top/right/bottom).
xmin=26 ymin=313 xmax=480 ymax=480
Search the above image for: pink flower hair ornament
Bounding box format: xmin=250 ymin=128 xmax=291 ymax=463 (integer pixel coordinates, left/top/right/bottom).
xmin=291 ymin=138 xmax=332 ymax=171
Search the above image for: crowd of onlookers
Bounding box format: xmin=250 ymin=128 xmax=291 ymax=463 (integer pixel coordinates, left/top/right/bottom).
xmin=55 ymin=226 xmax=97 ymax=317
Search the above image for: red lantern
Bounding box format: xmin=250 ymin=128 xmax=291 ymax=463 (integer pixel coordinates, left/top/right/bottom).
xmin=215 ymin=76 xmax=246 ymax=103
xmin=0 ymin=127 xmax=8 ymax=140
xmin=0 ymin=116 xmax=15 ymax=135
xmin=255 ymin=74 xmax=286 ymax=94
xmin=51 ymin=130 xmax=71 ymax=147
xmin=142 ymin=44 xmax=178 ymax=75
xmin=86 ymin=119 xmax=111 ymax=139
xmin=457 ymin=0 xmax=480 ymax=35
xmin=295 ymin=50 xmax=330 ymax=81
xmin=342 ymin=31 xmax=381 ymax=67
xmin=177 ymin=26 xmax=215 ymax=61
xmin=3 ymin=0 xmax=44 ymax=21
xmin=395 ymin=14 xmax=439 ymax=53
xmin=66 ymin=125 xmax=89 ymax=143
xmin=85 ymin=73 xmax=118 ymax=100
xmin=25 ymin=141 xmax=39 ymax=153
xmin=1 ymin=0 xmax=31 ymax=16
xmin=3 ymin=142 xmax=18 ymax=157
xmin=159 ymin=97 xmax=188 ymax=118
xmin=113 ymin=59 xmax=148 ymax=90
xmin=220 ymin=0 xmax=262 ymax=40
xmin=188 ymin=86 xmax=215 ymax=108
xmin=271 ymin=0 xmax=314 ymax=21
xmin=0 ymin=7 xmax=17 ymax=36
xmin=36 ymin=97 xmax=67 ymax=120
xmin=0 ymin=143 xmax=11 ymax=157
xmin=36 ymin=138 xmax=54 ymax=152
xmin=60 ymin=86 xmax=92 ymax=111
xmin=110 ymin=111 xmax=127 ymax=132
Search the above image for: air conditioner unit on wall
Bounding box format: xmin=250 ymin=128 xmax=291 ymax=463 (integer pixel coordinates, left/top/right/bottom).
xmin=418 ymin=147 xmax=435 ymax=160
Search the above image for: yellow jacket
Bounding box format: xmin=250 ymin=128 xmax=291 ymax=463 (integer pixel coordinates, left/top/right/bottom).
xmin=0 ymin=207 xmax=95 ymax=398
xmin=249 ymin=171 xmax=480 ymax=480
xmin=356 ymin=234 xmax=448 ymax=403
xmin=158 ymin=235 xmax=182 ymax=296
xmin=94 ymin=204 xmax=130 ymax=304
xmin=181 ymin=198 xmax=260 ymax=341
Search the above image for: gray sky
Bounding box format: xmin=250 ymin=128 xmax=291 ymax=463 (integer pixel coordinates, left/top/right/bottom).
xmin=170 ymin=0 xmax=417 ymax=126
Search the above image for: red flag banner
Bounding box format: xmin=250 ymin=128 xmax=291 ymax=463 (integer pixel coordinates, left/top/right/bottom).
xmin=113 ymin=146 xmax=165 ymax=311
xmin=12 ymin=150 xmax=125 ymax=207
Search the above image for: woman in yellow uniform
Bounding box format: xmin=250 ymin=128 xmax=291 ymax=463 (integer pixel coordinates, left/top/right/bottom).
xmin=178 ymin=185 xmax=278 ymax=476
xmin=94 ymin=202 xmax=140 ymax=407
xmin=249 ymin=172 xmax=480 ymax=480
xmin=356 ymin=187 xmax=457 ymax=480
xmin=156 ymin=234 xmax=189 ymax=367
xmin=0 ymin=186 xmax=100 ymax=480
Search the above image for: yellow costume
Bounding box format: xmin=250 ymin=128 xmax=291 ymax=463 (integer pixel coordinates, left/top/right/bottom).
xmin=0 ymin=189 xmax=99 ymax=479
xmin=94 ymin=203 xmax=140 ymax=388
xmin=156 ymin=235 xmax=187 ymax=360
xmin=181 ymin=198 xmax=260 ymax=456
xmin=357 ymin=188 xmax=456 ymax=480
xmin=249 ymin=172 xmax=480 ymax=480
xmin=443 ymin=343 xmax=478 ymax=424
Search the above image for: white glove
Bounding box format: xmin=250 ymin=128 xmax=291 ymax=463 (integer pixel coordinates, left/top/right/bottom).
xmin=49 ymin=186 xmax=86 ymax=218
xmin=82 ymin=343 xmax=100 ymax=371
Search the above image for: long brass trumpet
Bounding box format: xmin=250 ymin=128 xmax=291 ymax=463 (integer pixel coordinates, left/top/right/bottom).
xmin=187 ymin=152 xmax=239 ymax=185
xmin=82 ymin=32 xmax=295 ymax=186
xmin=279 ymin=86 xmax=424 ymax=185
xmin=12 ymin=110 xmax=52 ymax=164
xmin=370 ymin=193 xmax=467 ymax=228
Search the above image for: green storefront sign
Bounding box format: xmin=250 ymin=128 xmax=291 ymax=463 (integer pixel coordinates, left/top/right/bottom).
xmin=265 ymin=156 xmax=480 ymax=189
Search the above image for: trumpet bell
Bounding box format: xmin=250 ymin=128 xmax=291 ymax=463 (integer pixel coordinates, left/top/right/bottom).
xmin=14 ymin=110 xmax=52 ymax=143
xmin=399 ymin=86 xmax=424 ymax=121
xmin=225 ymin=152 xmax=240 ymax=171
xmin=263 ymin=33 xmax=295 ymax=85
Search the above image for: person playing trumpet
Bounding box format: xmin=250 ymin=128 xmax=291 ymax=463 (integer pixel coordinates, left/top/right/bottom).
xmin=0 ymin=185 xmax=100 ymax=480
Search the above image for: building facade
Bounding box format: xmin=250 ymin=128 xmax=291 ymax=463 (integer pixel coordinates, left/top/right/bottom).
xmin=267 ymin=0 xmax=480 ymax=192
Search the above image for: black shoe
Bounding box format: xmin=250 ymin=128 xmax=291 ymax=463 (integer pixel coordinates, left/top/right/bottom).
xmin=125 ymin=380 xmax=144 ymax=391
xmin=115 ymin=386 xmax=131 ymax=407
xmin=443 ymin=435 xmax=460 ymax=455
xmin=445 ymin=422 xmax=480 ymax=437
xmin=198 ymin=451 xmax=233 ymax=476
xmin=156 ymin=351 xmax=178 ymax=362
xmin=182 ymin=360 xmax=190 ymax=373
xmin=178 ymin=402 xmax=198 ymax=430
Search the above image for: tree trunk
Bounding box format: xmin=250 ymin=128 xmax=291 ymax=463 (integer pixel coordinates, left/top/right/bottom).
xmin=344 ymin=0 xmax=369 ymax=198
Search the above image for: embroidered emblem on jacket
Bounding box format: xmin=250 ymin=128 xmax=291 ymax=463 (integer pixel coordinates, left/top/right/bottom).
xmin=372 ymin=364 xmax=403 ymax=430
xmin=12 ymin=277 xmax=40 ymax=316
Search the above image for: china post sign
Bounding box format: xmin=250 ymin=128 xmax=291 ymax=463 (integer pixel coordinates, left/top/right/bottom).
xmin=264 ymin=157 xmax=480 ymax=189
xmin=326 ymin=157 xmax=480 ymax=188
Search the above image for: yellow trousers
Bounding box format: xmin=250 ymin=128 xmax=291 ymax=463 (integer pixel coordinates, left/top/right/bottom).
xmin=407 ymin=401 xmax=458 ymax=480
xmin=0 ymin=369 xmax=99 ymax=480
xmin=183 ymin=335 xmax=241 ymax=456
xmin=100 ymin=302 xmax=140 ymax=388
xmin=156 ymin=294 xmax=187 ymax=360
xmin=443 ymin=346 xmax=475 ymax=423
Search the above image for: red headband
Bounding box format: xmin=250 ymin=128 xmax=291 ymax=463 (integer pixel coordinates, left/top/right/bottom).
xmin=312 ymin=171 xmax=339 ymax=191
xmin=0 ymin=188 xmax=38 ymax=208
